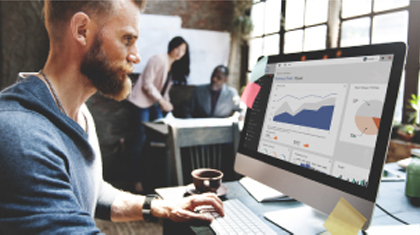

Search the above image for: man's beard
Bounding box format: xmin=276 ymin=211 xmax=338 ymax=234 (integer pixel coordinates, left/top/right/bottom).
xmin=80 ymin=35 xmax=133 ymax=101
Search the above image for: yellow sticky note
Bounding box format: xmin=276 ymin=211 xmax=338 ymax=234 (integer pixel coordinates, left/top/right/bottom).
xmin=323 ymin=197 xmax=367 ymax=235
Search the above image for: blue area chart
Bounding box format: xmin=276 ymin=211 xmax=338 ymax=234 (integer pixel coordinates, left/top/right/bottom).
xmin=272 ymin=94 xmax=336 ymax=131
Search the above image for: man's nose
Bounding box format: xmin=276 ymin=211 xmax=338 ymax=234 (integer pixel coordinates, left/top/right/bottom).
xmin=128 ymin=45 xmax=141 ymax=64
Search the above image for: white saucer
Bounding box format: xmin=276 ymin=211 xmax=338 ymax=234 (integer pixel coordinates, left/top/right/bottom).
xmin=185 ymin=183 xmax=228 ymax=197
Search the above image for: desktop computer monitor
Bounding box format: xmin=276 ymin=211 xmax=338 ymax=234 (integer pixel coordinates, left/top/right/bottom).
xmin=234 ymin=42 xmax=406 ymax=230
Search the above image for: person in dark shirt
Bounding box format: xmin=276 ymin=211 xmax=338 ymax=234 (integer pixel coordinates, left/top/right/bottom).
xmin=186 ymin=65 xmax=245 ymax=119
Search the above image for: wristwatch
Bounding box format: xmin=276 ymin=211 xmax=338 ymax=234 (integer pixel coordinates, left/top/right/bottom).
xmin=142 ymin=194 xmax=159 ymax=222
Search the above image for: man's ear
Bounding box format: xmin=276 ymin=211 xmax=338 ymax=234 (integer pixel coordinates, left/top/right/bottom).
xmin=70 ymin=12 xmax=90 ymax=46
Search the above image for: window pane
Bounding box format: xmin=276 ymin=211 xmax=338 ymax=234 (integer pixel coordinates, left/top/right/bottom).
xmin=305 ymin=0 xmax=328 ymax=26
xmin=372 ymin=11 xmax=408 ymax=44
xmin=303 ymin=25 xmax=326 ymax=51
xmin=393 ymin=72 xmax=405 ymax=123
xmin=264 ymin=0 xmax=281 ymax=34
xmin=249 ymin=38 xmax=263 ymax=71
xmin=341 ymin=17 xmax=370 ymax=47
xmin=284 ymin=30 xmax=303 ymax=54
xmin=374 ymin=0 xmax=409 ymax=12
xmin=285 ymin=0 xmax=304 ymax=30
xmin=263 ymin=34 xmax=280 ymax=56
xmin=251 ymin=3 xmax=264 ymax=37
xmin=342 ymin=0 xmax=371 ymax=18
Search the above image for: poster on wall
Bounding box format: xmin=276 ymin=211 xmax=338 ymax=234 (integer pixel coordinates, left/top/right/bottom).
xmin=135 ymin=14 xmax=231 ymax=85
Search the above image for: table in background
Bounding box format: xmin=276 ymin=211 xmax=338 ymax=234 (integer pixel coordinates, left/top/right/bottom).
xmin=162 ymin=163 xmax=420 ymax=234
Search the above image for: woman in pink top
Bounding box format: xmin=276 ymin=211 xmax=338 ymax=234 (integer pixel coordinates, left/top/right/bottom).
xmin=127 ymin=36 xmax=190 ymax=192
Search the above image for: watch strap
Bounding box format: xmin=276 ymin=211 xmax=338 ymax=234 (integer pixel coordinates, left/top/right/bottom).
xmin=142 ymin=194 xmax=159 ymax=222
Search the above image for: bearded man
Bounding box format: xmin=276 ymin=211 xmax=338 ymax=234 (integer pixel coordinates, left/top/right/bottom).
xmin=0 ymin=0 xmax=223 ymax=233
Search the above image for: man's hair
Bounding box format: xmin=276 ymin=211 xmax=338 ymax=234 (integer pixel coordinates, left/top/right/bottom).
xmin=44 ymin=0 xmax=147 ymax=42
xmin=212 ymin=65 xmax=229 ymax=77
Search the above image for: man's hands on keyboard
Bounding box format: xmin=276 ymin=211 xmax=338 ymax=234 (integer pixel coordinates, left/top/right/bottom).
xmin=151 ymin=192 xmax=224 ymax=223
xmin=202 ymin=199 xmax=277 ymax=235
xmin=195 ymin=205 xmax=224 ymax=219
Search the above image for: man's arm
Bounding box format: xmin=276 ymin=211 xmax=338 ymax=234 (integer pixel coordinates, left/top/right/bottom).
xmin=110 ymin=191 xmax=224 ymax=223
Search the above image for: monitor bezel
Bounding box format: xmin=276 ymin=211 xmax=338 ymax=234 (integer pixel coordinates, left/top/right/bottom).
xmin=236 ymin=42 xmax=406 ymax=202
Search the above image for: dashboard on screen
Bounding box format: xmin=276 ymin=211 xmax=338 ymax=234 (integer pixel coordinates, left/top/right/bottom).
xmin=238 ymin=43 xmax=406 ymax=201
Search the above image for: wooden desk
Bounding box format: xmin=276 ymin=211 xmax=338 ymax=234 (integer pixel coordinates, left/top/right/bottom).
xmin=143 ymin=118 xmax=240 ymax=187
xmin=161 ymin=163 xmax=420 ymax=234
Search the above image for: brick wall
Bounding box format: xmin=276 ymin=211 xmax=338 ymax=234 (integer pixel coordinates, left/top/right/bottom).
xmin=0 ymin=1 xmax=48 ymax=89
xmin=145 ymin=1 xmax=234 ymax=31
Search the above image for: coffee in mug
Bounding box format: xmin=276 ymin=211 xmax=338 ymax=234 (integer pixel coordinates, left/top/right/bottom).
xmin=191 ymin=168 xmax=223 ymax=193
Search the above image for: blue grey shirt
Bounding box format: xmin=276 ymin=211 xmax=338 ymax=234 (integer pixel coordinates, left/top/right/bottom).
xmin=0 ymin=75 xmax=119 ymax=234
xmin=186 ymin=84 xmax=243 ymax=118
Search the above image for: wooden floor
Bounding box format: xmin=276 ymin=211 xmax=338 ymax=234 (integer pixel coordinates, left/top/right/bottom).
xmin=95 ymin=219 xmax=163 ymax=235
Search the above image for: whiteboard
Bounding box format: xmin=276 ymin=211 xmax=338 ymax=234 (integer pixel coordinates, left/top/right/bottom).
xmin=180 ymin=29 xmax=231 ymax=85
xmin=135 ymin=14 xmax=231 ymax=85
xmin=134 ymin=14 xmax=182 ymax=74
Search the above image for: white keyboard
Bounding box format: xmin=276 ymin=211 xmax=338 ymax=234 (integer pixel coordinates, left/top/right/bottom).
xmin=197 ymin=199 xmax=277 ymax=235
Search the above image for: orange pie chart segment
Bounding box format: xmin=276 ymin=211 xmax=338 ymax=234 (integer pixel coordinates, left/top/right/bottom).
xmin=354 ymin=100 xmax=383 ymax=135
xmin=372 ymin=117 xmax=381 ymax=129
xmin=355 ymin=116 xmax=380 ymax=135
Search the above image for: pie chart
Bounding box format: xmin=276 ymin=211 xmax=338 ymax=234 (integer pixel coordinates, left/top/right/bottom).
xmin=354 ymin=100 xmax=382 ymax=135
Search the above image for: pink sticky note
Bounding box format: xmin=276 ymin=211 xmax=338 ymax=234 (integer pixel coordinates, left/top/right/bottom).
xmin=241 ymin=82 xmax=261 ymax=109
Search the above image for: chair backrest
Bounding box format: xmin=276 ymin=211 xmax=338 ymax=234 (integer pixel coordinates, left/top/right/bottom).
xmin=167 ymin=122 xmax=240 ymax=185
xmin=169 ymin=84 xmax=196 ymax=118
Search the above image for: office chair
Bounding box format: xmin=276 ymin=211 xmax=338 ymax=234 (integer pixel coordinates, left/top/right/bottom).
xmin=167 ymin=121 xmax=240 ymax=185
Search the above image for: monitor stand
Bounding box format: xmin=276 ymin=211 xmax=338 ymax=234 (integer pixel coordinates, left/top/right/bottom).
xmin=264 ymin=205 xmax=329 ymax=234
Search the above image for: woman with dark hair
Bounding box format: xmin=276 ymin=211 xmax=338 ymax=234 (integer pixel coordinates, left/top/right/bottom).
xmin=127 ymin=36 xmax=190 ymax=192
xmin=169 ymin=37 xmax=190 ymax=85
xmin=129 ymin=36 xmax=190 ymax=116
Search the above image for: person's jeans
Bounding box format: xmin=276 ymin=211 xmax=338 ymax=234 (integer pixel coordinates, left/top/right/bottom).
xmin=130 ymin=102 xmax=163 ymax=182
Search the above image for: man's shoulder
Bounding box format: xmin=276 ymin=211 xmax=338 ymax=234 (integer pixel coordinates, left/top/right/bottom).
xmin=224 ymin=85 xmax=239 ymax=95
xmin=0 ymin=110 xmax=66 ymax=171
xmin=0 ymin=108 xmax=60 ymax=141
xmin=192 ymin=84 xmax=210 ymax=96
xmin=0 ymin=77 xmax=66 ymax=143
xmin=149 ymin=54 xmax=167 ymax=63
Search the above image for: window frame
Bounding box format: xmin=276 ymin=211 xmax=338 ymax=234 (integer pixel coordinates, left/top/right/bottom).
xmin=248 ymin=0 xmax=420 ymax=123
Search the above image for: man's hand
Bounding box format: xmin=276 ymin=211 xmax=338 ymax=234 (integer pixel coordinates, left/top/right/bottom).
xmin=158 ymin=98 xmax=174 ymax=112
xmin=151 ymin=193 xmax=224 ymax=223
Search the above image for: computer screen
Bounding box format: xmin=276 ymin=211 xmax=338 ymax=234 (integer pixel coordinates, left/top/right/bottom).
xmin=235 ymin=42 xmax=406 ymax=230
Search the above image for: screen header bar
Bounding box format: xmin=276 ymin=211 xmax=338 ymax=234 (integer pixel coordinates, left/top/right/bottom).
xmin=275 ymin=55 xmax=382 ymax=68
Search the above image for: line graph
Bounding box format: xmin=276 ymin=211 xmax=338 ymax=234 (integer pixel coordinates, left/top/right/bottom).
xmin=272 ymin=93 xmax=337 ymax=131
xmin=261 ymin=83 xmax=346 ymax=156
xmin=273 ymin=93 xmax=338 ymax=103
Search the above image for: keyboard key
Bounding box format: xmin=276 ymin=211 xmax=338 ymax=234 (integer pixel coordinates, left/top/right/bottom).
xmin=200 ymin=199 xmax=277 ymax=235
